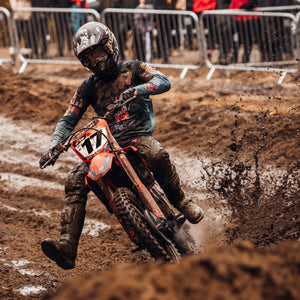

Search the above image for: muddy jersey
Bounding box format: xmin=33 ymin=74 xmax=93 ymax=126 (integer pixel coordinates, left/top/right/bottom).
xmin=50 ymin=60 xmax=171 ymax=147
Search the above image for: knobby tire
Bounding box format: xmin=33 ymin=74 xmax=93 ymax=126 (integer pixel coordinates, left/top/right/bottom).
xmin=113 ymin=187 xmax=180 ymax=263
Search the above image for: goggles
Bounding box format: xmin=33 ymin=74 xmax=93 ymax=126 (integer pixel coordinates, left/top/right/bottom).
xmin=81 ymin=46 xmax=108 ymax=67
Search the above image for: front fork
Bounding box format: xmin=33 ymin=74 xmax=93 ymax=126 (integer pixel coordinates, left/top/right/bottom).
xmin=114 ymin=147 xmax=166 ymax=219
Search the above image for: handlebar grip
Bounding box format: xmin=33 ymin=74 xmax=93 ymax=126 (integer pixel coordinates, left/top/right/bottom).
xmin=40 ymin=143 xmax=67 ymax=169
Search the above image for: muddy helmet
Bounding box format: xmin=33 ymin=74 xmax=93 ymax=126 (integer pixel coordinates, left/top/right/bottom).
xmin=73 ymin=21 xmax=119 ymax=77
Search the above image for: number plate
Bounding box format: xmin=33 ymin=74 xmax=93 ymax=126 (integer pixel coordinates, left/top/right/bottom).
xmin=71 ymin=119 xmax=112 ymax=161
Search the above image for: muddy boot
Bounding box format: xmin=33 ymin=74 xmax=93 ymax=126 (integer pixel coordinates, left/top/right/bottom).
xmin=41 ymin=239 xmax=76 ymax=270
xmin=160 ymin=166 xmax=204 ymax=224
xmin=176 ymin=198 xmax=204 ymax=224
xmin=41 ymin=202 xmax=86 ymax=270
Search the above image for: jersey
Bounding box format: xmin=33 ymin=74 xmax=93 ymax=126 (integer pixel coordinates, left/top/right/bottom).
xmin=50 ymin=60 xmax=171 ymax=148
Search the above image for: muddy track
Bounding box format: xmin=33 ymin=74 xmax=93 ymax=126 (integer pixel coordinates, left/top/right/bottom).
xmin=0 ymin=66 xmax=299 ymax=299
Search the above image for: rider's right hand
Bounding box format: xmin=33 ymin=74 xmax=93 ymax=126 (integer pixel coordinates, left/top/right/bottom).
xmin=39 ymin=148 xmax=57 ymax=168
xmin=118 ymin=88 xmax=137 ymax=103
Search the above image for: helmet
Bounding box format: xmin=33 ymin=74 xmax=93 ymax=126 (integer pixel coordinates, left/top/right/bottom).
xmin=73 ymin=21 xmax=119 ymax=77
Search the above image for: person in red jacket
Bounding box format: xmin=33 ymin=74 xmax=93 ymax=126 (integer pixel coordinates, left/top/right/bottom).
xmin=193 ymin=0 xmax=217 ymax=57
xmin=229 ymin=0 xmax=258 ymax=11
xmin=229 ymin=0 xmax=258 ymax=62
xmin=193 ymin=0 xmax=217 ymax=13
xmin=70 ymin=0 xmax=89 ymax=8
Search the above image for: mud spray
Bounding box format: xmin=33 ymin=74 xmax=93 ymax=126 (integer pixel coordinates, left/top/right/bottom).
xmin=200 ymin=108 xmax=299 ymax=246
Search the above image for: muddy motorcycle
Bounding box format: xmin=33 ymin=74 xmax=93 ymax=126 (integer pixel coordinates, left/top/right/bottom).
xmin=41 ymin=97 xmax=196 ymax=263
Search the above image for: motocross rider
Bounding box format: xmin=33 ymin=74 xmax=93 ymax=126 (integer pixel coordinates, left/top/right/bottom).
xmin=39 ymin=21 xmax=204 ymax=270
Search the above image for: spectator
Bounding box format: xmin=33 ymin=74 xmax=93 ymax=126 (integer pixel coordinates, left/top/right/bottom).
xmin=229 ymin=0 xmax=259 ymax=63
xmin=134 ymin=0 xmax=154 ymax=62
xmin=31 ymin=0 xmax=51 ymax=58
xmin=193 ymin=0 xmax=217 ymax=12
xmin=259 ymin=0 xmax=297 ymax=61
xmin=193 ymin=0 xmax=217 ymax=57
xmin=46 ymin=0 xmax=71 ymax=57
xmin=70 ymin=0 xmax=89 ymax=33
xmin=152 ymin=0 xmax=176 ymax=63
xmin=98 ymin=0 xmax=122 ymax=11
xmin=172 ymin=0 xmax=186 ymax=51
xmin=9 ymin=0 xmax=38 ymax=58
xmin=120 ymin=0 xmax=139 ymax=8
xmin=102 ymin=0 xmax=138 ymax=60
xmin=261 ymin=0 xmax=299 ymax=5
xmin=152 ymin=0 xmax=176 ymax=9
xmin=185 ymin=0 xmax=195 ymax=50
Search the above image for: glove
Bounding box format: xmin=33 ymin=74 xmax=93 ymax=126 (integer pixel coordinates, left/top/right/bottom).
xmin=118 ymin=88 xmax=137 ymax=103
xmin=39 ymin=148 xmax=58 ymax=169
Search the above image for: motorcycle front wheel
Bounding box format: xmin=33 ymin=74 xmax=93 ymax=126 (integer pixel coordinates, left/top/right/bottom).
xmin=113 ymin=187 xmax=181 ymax=263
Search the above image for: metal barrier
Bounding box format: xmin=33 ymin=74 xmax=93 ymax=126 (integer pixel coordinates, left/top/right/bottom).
xmin=11 ymin=7 xmax=101 ymax=73
xmin=297 ymin=12 xmax=300 ymax=61
xmin=201 ymin=9 xmax=299 ymax=84
xmin=258 ymin=5 xmax=300 ymax=12
xmin=0 ymin=7 xmax=15 ymax=66
xmin=258 ymin=5 xmax=300 ymax=69
xmin=102 ymin=8 xmax=202 ymax=78
xmin=1 ymin=6 xmax=300 ymax=82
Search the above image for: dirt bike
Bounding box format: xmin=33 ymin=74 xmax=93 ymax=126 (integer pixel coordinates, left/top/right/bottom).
xmin=41 ymin=96 xmax=196 ymax=263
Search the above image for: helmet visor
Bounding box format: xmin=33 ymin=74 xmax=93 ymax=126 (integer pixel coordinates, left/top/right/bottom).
xmin=81 ymin=46 xmax=108 ymax=67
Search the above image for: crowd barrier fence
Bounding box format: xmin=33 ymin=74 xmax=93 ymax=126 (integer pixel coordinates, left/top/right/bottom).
xmin=101 ymin=8 xmax=201 ymax=79
xmin=258 ymin=5 xmax=300 ymax=12
xmin=0 ymin=6 xmax=300 ymax=83
xmin=201 ymin=9 xmax=300 ymax=84
xmin=0 ymin=7 xmax=15 ymax=66
xmin=10 ymin=7 xmax=101 ymax=73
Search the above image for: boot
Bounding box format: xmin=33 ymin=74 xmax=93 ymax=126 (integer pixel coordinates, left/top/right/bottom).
xmin=160 ymin=166 xmax=204 ymax=224
xmin=177 ymin=199 xmax=204 ymax=224
xmin=41 ymin=203 xmax=86 ymax=270
xmin=41 ymin=239 xmax=76 ymax=270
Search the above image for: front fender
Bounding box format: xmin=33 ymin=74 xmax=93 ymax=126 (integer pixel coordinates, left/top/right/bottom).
xmin=87 ymin=153 xmax=114 ymax=181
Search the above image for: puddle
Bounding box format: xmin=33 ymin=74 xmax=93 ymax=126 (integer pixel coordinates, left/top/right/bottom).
xmin=11 ymin=260 xmax=41 ymax=276
xmin=11 ymin=259 xmax=30 ymax=267
xmin=82 ymin=219 xmax=111 ymax=237
xmin=18 ymin=269 xmax=41 ymax=276
xmin=15 ymin=286 xmax=47 ymax=296
xmin=0 ymin=115 xmax=78 ymax=168
xmin=0 ymin=173 xmax=64 ymax=191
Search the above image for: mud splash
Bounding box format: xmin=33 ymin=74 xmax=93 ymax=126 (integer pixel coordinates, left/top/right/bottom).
xmin=200 ymin=111 xmax=300 ymax=245
xmin=167 ymin=148 xmax=232 ymax=250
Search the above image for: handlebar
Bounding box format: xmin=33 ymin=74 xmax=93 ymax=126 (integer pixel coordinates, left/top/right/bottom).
xmin=104 ymin=95 xmax=136 ymax=119
xmin=40 ymin=95 xmax=137 ymax=169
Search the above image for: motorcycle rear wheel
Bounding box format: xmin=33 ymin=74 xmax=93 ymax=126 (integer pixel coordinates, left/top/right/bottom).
xmin=113 ymin=187 xmax=181 ymax=263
